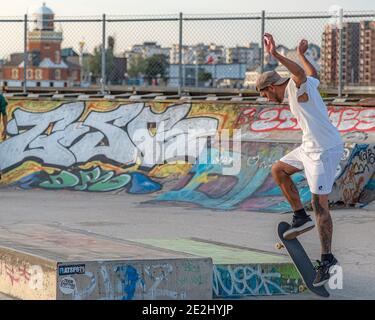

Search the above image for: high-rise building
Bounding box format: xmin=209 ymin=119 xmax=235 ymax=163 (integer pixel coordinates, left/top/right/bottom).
xmin=359 ymin=21 xmax=375 ymax=86
xmin=321 ymin=22 xmax=361 ymax=87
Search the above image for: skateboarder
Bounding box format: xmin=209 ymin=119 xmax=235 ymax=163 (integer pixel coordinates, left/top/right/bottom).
xmin=256 ymin=34 xmax=344 ymax=287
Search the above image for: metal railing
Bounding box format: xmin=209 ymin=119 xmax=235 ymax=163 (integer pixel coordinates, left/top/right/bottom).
xmin=0 ymin=9 xmax=373 ymax=96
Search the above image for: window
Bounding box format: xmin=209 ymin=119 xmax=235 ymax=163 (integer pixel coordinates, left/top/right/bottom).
xmin=11 ymin=68 xmax=19 ymax=79
xmin=35 ymin=69 xmax=43 ymax=80
xmin=55 ymin=51 xmax=60 ymax=64
xmin=27 ymin=69 xmax=33 ymax=80
xmin=55 ymin=69 xmax=61 ymax=80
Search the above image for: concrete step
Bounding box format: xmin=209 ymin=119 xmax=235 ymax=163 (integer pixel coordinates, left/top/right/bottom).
xmin=132 ymin=238 xmax=304 ymax=299
xmin=0 ymin=224 xmax=212 ymax=300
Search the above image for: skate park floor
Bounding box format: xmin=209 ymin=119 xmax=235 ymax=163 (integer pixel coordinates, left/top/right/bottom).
xmin=0 ymin=188 xmax=374 ymax=300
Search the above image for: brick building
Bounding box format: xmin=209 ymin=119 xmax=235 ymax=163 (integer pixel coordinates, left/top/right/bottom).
xmin=2 ymin=3 xmax=80 ymax=88
xmin=359 ymin=21 xmax=375 ymax=86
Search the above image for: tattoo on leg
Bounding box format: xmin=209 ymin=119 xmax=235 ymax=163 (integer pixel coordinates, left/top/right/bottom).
xmin=312 ymin=194 xmax=333 ymax=254
xmin=289 ymin=182 xmax=299 ymax=195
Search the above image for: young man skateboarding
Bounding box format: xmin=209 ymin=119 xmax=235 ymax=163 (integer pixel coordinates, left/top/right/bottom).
xmin=256 ymin=33 xmax=344 ymax=287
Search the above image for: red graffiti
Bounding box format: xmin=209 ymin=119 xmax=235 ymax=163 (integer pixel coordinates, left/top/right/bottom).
xmin=0 ymin=260 xmax=31 ymax=286
xmin=235 ymin=107 xmax=257 ymax=126
xmin=18 ymin=264 xmax=31 ymax=282
xmin=246 ymin=107 xmax=375 ymax=132
xmin=5 ymin=265 xmax=20 ymax=286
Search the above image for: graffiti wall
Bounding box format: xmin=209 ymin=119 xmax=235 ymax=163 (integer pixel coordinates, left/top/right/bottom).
xmin=0 ymin=99 xmax=374 ymax=212
xmin=237 ymin=105 xmax=375 ymax=143
xmin=57 ymin=258 xmax=212 ymax=300
xmin=212 ymin=263 xmax=302 ymax=298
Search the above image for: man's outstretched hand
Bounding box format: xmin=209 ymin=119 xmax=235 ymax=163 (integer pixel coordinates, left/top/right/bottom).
xmin=297 ymin=39 xmax=309 ymax=56
xmin=264 ymin=33 xmax=277 ymax=56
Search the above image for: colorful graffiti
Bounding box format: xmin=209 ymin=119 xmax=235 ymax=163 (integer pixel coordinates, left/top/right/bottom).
xmin=212 ymin=264 xmax=302 ymax=298
xmin=332 ymin=144 xmax=375 ymax=205
xmin=236 ymin=106 xmax=375 ymax=133
xmin=0 ymin=99 xmax=374 ymax=212
xmin=57 ymin=260 xmax=210 ymax=300
xmin=0 ymin=100 xmax=219 ymax=194
xmin=156 ymin=142 xmax=311 ymax=212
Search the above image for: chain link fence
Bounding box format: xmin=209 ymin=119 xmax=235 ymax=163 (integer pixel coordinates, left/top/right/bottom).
xmin=0 ymin=9 xmax=374 ymax=96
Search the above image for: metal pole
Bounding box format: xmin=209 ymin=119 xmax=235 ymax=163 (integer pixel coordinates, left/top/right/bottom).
xmin=23 ymin=14 xmax=28 ymax=94
xmin=260 ymin=10 xmax=265 ymax=73
xmin=338 ymin=8 xmax=344 ymax=97
xmin=101 ymin=14 xmax=106 ymax=94
xmin=178 ymin=12 xmax=183 ymax=96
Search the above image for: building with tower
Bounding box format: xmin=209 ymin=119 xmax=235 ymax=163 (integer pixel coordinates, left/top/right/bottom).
xmin=2 ymin=3 xmax=81 ymax=88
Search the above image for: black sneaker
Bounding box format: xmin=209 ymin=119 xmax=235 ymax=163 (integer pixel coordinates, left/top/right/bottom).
xmin=283 ymin=215 xmax=315 ymax=240
xmin=313 ymin=257 xmax=338 ymax=287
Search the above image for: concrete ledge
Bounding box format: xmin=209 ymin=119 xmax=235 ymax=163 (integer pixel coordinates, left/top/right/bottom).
xmin=133 ymin=238 xmax=303 ymax=298
xmin=0 ymin=224 xmax=212 ymax=300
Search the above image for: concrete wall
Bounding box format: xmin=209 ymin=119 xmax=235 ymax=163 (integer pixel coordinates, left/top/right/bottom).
xmin=57 ymin=258 xmax=212 ymax=300
xmin=0 ymin=99 xmax=374 ymax=212
xmin=0 ymin=247 xmax=56 ymax=300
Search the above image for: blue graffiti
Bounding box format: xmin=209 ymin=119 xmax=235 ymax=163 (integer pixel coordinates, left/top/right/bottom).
xmin=128 ymin=172 xmax=162 ymax=194
xmin=114 ymin=265 xmax=144 ymax=300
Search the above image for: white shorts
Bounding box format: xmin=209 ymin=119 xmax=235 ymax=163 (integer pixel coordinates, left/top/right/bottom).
xmin=279 ymin=144 xmax=344 ymax=195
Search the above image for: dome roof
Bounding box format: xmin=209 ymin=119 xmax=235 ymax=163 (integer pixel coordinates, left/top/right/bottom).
xmin=34 ymin=3 xmax=54 ymax=15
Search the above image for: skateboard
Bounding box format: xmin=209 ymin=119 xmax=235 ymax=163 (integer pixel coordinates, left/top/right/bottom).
xmin=276 ymin=221 xmax=330 ymax=298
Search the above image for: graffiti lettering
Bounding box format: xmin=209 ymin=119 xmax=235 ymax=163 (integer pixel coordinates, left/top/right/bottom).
xmin=248 ymin=107 xmax=375 ymax=132
xmin=0 ymin=102 xmax=218 ymax=171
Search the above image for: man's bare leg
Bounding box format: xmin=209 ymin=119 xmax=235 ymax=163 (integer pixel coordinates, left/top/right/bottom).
xmin=271 ymin=161 xmax=304 ymax=211
xmin=272 ymin=161 xmax=315 ymax=240
xmin=311 ymin=194 xmax=332 ymax=254
xmin=311 ymin=193 xmax=338 ymax=287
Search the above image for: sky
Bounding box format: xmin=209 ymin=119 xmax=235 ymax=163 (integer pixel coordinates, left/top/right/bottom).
xmin=0 ymin=1 xmax=373 ymax=58
xmin=2 ymin=0 xmax=374 ymax=16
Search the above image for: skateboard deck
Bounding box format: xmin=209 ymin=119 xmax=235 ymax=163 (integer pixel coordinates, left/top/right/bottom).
xmin=277 ymin=221 xmax=330 ymax=298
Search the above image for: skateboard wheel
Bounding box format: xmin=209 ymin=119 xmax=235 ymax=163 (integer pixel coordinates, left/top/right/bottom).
xmin=275 ymin=242 xmax=284 ymax=250
xmin=298 ymin=284 xmax=307 ymax=293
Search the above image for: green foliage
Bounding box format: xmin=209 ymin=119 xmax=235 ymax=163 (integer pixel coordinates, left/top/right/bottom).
xmin=128 ymin=54 xmax=169 ymax=84
xmin=198 ymin=71 xmax=212 ymax=82
xmin=88 ymin=36 xmax=115 ymax=81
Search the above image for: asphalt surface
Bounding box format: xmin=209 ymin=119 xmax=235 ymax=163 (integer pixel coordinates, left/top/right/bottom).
xmin=0 ymin=188 xmax=374 ymax=300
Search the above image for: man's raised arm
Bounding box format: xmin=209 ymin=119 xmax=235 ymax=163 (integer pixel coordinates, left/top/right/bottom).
xmin=297 ymin=39 xmax=318 ymax=79
xmin=264 ymin=33 xmax=306 ymax=87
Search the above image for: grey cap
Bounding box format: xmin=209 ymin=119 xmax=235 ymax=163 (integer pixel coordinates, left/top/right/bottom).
xmin=256 ymin=71 xmax=289 ymax=91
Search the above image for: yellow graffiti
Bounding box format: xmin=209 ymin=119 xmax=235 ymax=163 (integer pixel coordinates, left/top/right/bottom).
xmin=193 ymin=172 xmax=218 ymax=184
xmin=0 ymin=161 xmax=57 ymax=185
xmin=78 ymin=161 xmax=139 ymax=174
xmin=149 ymin=163 xmax=192 ymax=179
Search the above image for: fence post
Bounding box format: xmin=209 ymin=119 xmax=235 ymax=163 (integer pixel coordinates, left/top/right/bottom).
xmin=101 ymin=13 xmax=106 ymax=94
xmin=260 ymin=10 xmax=265 ymax=73
xmin=178 ymin=12 xmax=183 ymax=96
xmin=23 ymin=14 xmax=28 ymax=94
xmin=338 ymin=8 xmax=344 ymax=97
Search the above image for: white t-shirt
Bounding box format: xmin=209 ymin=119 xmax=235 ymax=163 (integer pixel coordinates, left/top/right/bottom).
xmin=284 ymin=76 xmax=343 ymax=153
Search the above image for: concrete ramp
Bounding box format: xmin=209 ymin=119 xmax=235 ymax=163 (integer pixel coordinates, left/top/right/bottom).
xmin=0 ymin=224 xmax=304 ymax=299
xmin=0 ymin=99 xmax=374 ymax=213
xmin=0 ymin=224 xmax=212 ymax=300
xmin=155 ymin=142 xmax=375 ymax=212
xmin=133 ymin=238 xmax=304 ymax=298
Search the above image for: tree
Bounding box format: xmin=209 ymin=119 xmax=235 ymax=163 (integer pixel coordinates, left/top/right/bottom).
xmin=144 ymin=54 xmax=169 ymax=85
xmin=88 ymin=36 xmax=115 ymax=83
xmin=198 ymin=71 xmax=212 ymax=82
xmin=127 ymin=54 xmax=147 ymax=79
